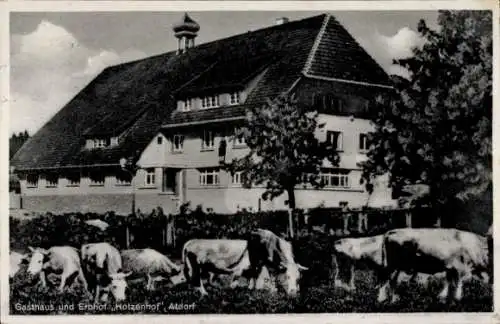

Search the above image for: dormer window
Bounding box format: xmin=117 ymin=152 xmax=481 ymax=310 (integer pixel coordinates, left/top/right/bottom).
xmin=94 ymin=139 xmax=107 ymax=148
xmin=202 ymin=95 xmax=219 ymax=109
xmin=230 ymin=92 xmax=240 ymax=105
xmin=180 ymin=99 xmax=192 ymax=112
xmin=87 ymin=138 xmax=112 ymax=149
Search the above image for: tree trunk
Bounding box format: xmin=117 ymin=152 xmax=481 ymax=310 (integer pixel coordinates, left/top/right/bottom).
xmin=287 ymin=188 xmax=296 ymax=239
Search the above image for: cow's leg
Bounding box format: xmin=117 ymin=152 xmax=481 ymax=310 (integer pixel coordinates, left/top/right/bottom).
xmin=439 ymin=268 xmax=456 ymax=302
xmin=389 ymin=271 xmax=401 ymax=303
xmin=146 ymin=274 xmax=153 ymax=291
xmin=377 ymin=279 xmax=391 ymax=303
xmin=39 ymin=271 xmax=47 ymax=288
xmin=348 ymin=265 xmax=355 ymax=291
xmin=78 ymin=270 xmax=89 ymax=294
xmin=454 ymin=276 xmax=464 ymax=301
xmin=377 ymin=270 xmax=397 ymax=303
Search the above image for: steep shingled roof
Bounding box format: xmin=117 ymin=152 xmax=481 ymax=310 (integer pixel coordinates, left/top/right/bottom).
xmin=11 ymin=13 xmax=390 ymax=171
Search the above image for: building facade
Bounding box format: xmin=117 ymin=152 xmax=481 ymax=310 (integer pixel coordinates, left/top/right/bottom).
xmin=11 ymin=13 xmax=395 ymax=215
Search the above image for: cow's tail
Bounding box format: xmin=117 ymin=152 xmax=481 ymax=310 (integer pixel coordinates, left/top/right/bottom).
xmin=181 ymin=243 xmax=193 ymax=281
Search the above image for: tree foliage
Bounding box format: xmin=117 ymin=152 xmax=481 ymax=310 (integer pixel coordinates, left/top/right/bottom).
xmin=229 ymin=93 xmax=339 ymax=210
xmin=10 ymin=130 xmax=30 ymax=160
xmin=361 ymin=10 xmax=492 ymax=208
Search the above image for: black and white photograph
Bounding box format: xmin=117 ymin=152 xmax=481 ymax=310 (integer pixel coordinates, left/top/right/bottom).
xmin=3 ymin=1 xmax=497 ymax=320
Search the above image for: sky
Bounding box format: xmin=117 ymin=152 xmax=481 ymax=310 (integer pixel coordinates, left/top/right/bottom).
xmin=9 ymin=11 xmax=439 ymax=136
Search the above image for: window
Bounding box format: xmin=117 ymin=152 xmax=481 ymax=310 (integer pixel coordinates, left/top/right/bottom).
xmin=116 ymin=177 xmax=131 ymax=186
xmin=326 ymin=131 xmax=343 ymax=151
xmin=359 ymin=133 xmax=369 ymax=152
xmin=45 ymin=174 xmax=58 ymax=188
xmin=234 ymin=127 xmax=246 ymax=146
xmin=180 ymin=99 xmax=192 ymax=112
xmin=232 ymin=171 xmax=243 ymax=185
xmin=157 ymin=136 xmax=163 ymax=145
xmin=319 ymin=169 xmax=350 ymax=188
xmin=199 ymin=168 xmax=220 ymax=186
xmin=312 ymin=93 xmax=344 ymax=113
xmin=26 ymin=174 xmax=38 ymax=188
xmin=202 ymin=95 xmax=219 ymax=109
xmin=230 ymin=92 xmax=240 ymax=105
xmin=202 ymin=130 xmax=215 ymax=150
xmin=89 ymin=172 xmax=105 ymax=186
xmin=173 ymin=135 xmax=184 ymax=152
xmin=145 ymin=169 xmax=156 ymax=186
xmin=94 ymin=139 xmax=108 ymax=148
xmin=67 ymin=174 xmax=81 ymax=187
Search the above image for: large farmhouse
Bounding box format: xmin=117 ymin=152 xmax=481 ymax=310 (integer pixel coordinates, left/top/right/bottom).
xmin=11 ymin=13 xmax=396 ymax=215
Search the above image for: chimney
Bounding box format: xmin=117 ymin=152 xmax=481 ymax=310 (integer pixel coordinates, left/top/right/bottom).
xmin=275 ymin=17 xmax=289 ymax=25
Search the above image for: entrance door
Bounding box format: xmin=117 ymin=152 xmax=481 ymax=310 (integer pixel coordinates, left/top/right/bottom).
xmin=162 ymin=168 xmax=178 ymax=194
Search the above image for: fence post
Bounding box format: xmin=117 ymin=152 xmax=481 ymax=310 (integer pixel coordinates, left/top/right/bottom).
xmin=405 ymin=210 xmax=412 ymax=228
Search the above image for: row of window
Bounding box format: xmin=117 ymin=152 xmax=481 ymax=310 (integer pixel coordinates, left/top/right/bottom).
xmin=159 ymin=128 xmax=246 ymax=152
xmin=326 ymin=131 xmax=369 ymax=152
xmin=198 ymin=169 xmax=351 ymax=188
xmin=26 ymin=169 xmax=352 ymax=189
xmin=179 ymin=92 xmax=240 ymax=112
xmin=162 ymin=130 xmax=369 ymax=153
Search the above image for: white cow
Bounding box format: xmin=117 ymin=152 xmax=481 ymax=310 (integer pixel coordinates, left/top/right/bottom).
xmin=10 ymin=251 xmax=28 ymax=278
xmin=26 ymin=246 xmax=88 ymax=293
xmin=120 ymin=248 xmax=183 ymax=290
xmin=333 ymin=235 xmax=443 ymax=292
xmin=81 ymin=243 xmax=131 ymax=302
xmin=378 ymin=228 xmax=490 ymax=303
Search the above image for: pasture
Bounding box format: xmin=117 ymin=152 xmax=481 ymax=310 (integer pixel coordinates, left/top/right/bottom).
xmin=9 ymin=211 xmax=493 ymax=314
xmin=10 ymin=265 xmax=492 ymax=314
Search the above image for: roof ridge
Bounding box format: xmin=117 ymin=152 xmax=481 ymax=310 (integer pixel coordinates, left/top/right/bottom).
xmin=107 ymin=14 xmax=327 ymax=72
xmin=302 ymin=14 xmax=331 ymax=75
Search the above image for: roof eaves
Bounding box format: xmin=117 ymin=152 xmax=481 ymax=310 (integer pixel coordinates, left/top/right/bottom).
xmin=161 ymin=116 xmax=246 ymax=129
xmin=302 ymin=72 xmax=394 ymax=90
xmin=302 ymin=14 xmax=331 ymax=75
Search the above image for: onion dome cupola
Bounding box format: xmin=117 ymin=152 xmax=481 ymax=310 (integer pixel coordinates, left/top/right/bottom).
xmin=173 ymin=13 xmax=200 ymax=54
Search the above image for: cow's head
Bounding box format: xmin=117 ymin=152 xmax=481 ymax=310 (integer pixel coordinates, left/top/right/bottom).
xmin=104 ymin=271 xmax=132 ymax=302
xmin=277 ymin=261 xmax=308 ymax=296
xmin=169 ymin=270 xmax=187 ymax=286
xmin=333 ymin=239 xmax=353 ymax=257
xmin=27 ymin=247 xmax=49 ymax=276
xmin=276 ymin=240 xmax=308 ymax=296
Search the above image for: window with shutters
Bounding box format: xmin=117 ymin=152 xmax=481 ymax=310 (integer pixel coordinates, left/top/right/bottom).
xmin=359 ymin=133 xmax=369 ymax=152
xmin=202 ymin=130 xmax=215 ymax=150
xmin=202 ymin=95 xmax=220 ymax=109
xmin=26 ymin=174 xmax=38 ymax=188
xmin=173 ymin=135 xmax=184 ymax=153
xmin=326 ymin=131 xmax=343 ymax=151
xmin=45 ymin=174 xmax=58 ymax=188
xmin=229 ymin=92 xmax=240 ymax=105
xmin=89 ymin=171 xmax=105 ymax=186
xmin=232 ymin=171 xmax=243 ymax=185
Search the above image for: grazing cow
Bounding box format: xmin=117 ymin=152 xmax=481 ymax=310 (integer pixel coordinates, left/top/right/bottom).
xmin=81 ymin=243 xmax=131 ymax=302
xmin=245 ymin=228 xmax=308 ymax=296
xmin=10 ymin=251 xmax=28 ymax=278
xmin=377 ymin=228 xmax=490 ymax=303
xmin=120 ymin=248 xmax=182 ymax=290
xmin=333 ymin=235 xmax=442 ymax=292
xmin=332 ymin=235 xmax=385 ymax=291
xmin=182 ymin=239 xmax=275 ymax=296
xmin=26 ymin=246 xmax=88 ymax=293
